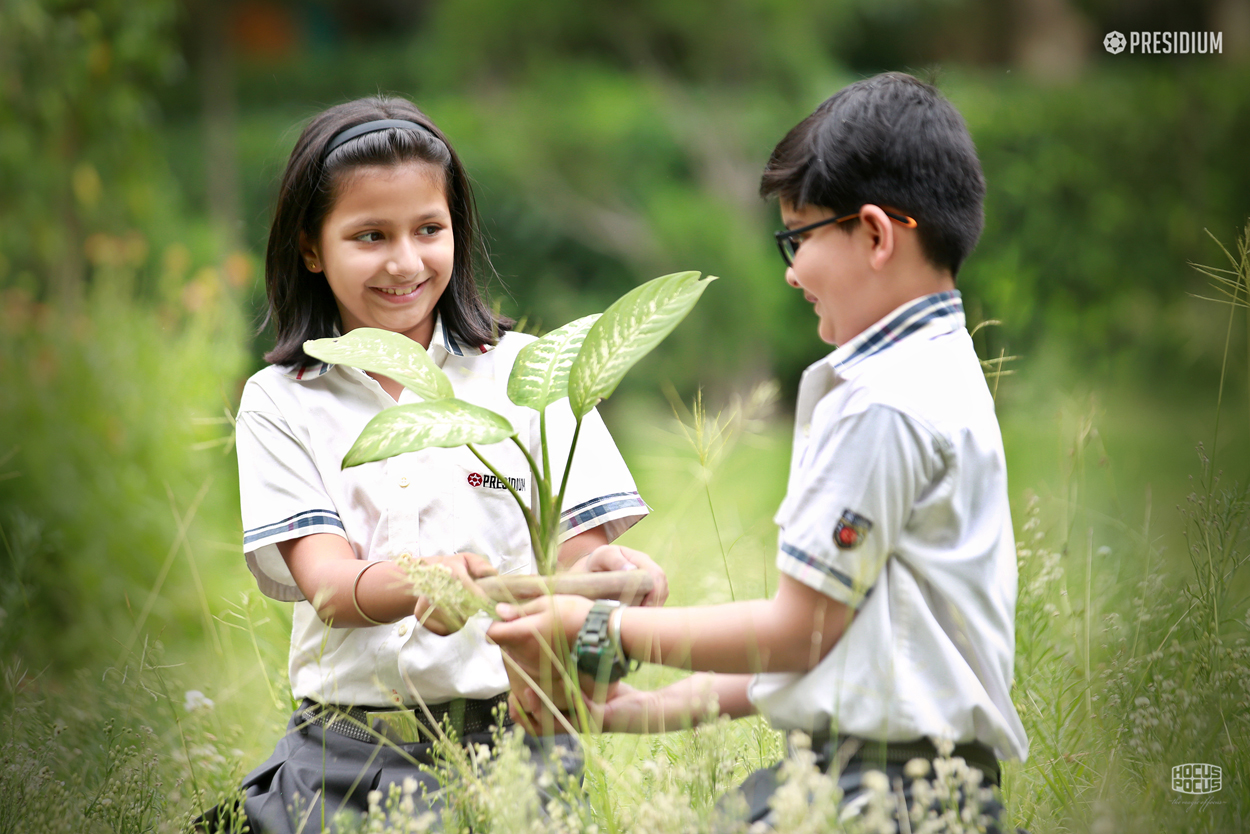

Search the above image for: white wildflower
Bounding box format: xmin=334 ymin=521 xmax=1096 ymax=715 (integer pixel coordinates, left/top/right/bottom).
xmin=904 ymin=757 xmax=931 ymax=779
xmin=861 ymin=769 xmax=889 ymax=793
xmin=183 ymin=690 xmax=215 ymax=712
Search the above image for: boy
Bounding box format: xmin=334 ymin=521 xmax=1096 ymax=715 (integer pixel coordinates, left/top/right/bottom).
xmin=487 ymin=72 xmax=1029 ymax=829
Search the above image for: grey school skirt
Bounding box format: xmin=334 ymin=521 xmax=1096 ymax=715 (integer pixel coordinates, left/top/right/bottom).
xmin=204 ymin=699 xmax=581 ymax=834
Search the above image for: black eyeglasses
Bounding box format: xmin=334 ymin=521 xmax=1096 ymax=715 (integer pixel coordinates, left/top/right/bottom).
xmin=774 ymin=210 xmax=918 ymax=267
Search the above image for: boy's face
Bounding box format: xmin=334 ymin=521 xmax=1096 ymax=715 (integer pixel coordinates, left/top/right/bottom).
xmin=779 ymin=200 xmax=873 ymax=345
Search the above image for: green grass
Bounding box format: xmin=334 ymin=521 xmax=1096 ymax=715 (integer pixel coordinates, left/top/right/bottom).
xmin=2 ymin=366 xmax=1247 ymax=830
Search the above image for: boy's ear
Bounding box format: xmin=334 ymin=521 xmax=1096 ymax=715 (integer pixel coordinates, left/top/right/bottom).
xmin=858 ymin=205 xmax=895 ymax=271
xmin=298 ymin=230 xmax=323 ymax=273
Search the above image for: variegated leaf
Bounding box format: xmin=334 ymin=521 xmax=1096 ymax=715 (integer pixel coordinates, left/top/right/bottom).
xmin=304 ymin=328 xmax=453 ymax=401
xmin=568 ymin=272 xmax=715 ymax=418
xmin=343 ymin=399 xmax=515 ymax=468
xmin=507 ymin=314 xmax=602 ymax=411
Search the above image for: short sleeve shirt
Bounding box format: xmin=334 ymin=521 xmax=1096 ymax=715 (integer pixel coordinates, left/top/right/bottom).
xmin=236 ymin=316 xmax=648 ymax=707
xmin=748 ymin=292 xmax=1029 ymax=761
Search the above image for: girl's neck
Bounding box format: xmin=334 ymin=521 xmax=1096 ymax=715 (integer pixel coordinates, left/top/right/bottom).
xmin=368 ymin=372 xmax=405 ymax=402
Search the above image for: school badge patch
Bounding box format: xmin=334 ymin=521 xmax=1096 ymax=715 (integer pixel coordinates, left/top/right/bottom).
xmin=833 ymin=509 xmax=873 ymax=550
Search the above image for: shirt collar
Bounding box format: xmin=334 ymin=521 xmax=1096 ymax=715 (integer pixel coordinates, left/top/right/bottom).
xmin=827 ymin=290 xmax=964 ymax=375
xmin=428 ymin=313 xmax=466 ymax=362
xmin=282 ymin=313 xmax=488 ymax=381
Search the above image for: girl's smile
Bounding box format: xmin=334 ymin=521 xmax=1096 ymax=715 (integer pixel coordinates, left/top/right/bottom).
xmin=302 ymin=161 xmax=454 ymax=349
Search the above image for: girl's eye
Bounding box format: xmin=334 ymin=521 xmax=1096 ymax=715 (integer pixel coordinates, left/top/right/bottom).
xmin=357 ymin=231 xmax=383 ymax=243
xmin=418 ymin=224 xmax=442 ymax=236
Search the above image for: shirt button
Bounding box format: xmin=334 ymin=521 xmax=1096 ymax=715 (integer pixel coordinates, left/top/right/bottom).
xmin=398 ymin=476 xmax=410 ymax=488
xmin=396 ymin=622 xmax=409 ymax=637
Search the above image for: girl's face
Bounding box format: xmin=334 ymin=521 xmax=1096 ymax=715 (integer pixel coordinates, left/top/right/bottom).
xmin=302 ymin=161 xmax=454 ymax=348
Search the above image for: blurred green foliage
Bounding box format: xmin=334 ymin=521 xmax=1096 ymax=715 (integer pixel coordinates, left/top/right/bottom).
xmin=0 ymin=0 xmax=187 ymax=302
xmin=219 ymin=35 xmax=1250 ymax=398
xmin=0 ymin=0 xmax=255 ymax=669
xmin=0 ymin=267 xmax=247 ymax=666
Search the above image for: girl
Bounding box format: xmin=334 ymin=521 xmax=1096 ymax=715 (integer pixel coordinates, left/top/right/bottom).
xmin=219 ymin=96 xmax=664 ymax=833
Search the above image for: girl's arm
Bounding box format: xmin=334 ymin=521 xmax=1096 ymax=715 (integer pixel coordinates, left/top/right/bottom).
xmin=279 ymin=528 xmax=651 ymax=631
xmin=556 ymin=527 xmax=610 ymax=568
xmin=558 ymin=537 xmax=669 ymax=607
xmin=278 ymin=534 xmax=495 ymax=630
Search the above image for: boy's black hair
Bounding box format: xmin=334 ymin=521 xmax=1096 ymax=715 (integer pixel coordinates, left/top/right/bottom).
xmin=263 ymin=96 xmax=510 ymax=367
xmin=760 ymin=72 xmax=985 ymax=277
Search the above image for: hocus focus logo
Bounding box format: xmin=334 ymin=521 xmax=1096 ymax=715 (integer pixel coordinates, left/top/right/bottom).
xmin=1172 ymin=763 xmax=1221 ymax=795
xmin=1104 ymin=31 xmax=1127 ymax=53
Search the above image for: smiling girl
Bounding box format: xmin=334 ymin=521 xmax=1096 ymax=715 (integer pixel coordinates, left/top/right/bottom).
xmin=211 ymin=97 xmax=662 ymax=833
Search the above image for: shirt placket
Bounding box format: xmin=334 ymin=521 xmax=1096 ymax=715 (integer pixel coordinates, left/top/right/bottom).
xmin=347 ymin=372 xmax=423 ymax=671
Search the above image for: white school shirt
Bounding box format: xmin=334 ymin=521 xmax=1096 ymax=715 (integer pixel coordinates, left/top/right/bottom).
xmin=236 ymin=316 xmax=648 ymax=708
xmin=748 ymin=291 xmax=1029 ymax=761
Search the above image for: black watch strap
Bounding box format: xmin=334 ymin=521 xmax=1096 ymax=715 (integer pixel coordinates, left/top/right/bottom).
xmin=573 ymin=600 xmax=628 ymax=683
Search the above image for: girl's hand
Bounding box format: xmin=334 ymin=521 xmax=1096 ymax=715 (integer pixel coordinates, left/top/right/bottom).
xmin=569 ymin=544 xmax=669 ymax=607
xmin=413 ymin=552 xmax=497 ymax=636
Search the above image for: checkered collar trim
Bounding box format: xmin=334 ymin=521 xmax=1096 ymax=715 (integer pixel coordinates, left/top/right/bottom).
xmin=282 ymin=315 xmax=491 ymax=381
xmin=430 ymin=314 xmax=470 ymax=358
xmin=828 ymin=290 xmax=964 ymax=375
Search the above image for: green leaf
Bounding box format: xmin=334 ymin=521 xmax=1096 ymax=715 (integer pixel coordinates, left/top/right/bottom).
xmin=568 ymin=272 xmax=715 ymax=418
xmin=507 ymin=314 xmax=602 ymax=411
xmin=304 ymin=328 xmax=454 ymax=401
xmin=343 ymin=399 xmax=515 ymax=468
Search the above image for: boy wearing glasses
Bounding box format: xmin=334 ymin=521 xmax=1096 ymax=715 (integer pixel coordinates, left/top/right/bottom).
xmin=488 ymin=72 xmax=1028 ymax=829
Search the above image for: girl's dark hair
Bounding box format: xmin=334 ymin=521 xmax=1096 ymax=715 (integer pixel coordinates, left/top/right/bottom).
xmin=263 ymin=96 xmax=510 ymax=366
xmin=760 ymin=72 xmax=985 ymax=277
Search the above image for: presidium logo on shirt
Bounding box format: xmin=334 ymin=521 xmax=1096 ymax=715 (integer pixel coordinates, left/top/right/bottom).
xmin=466 ymin=472 xmax=528 ymax=492
xmin=833 ymin=509 xmax=873 ymax=549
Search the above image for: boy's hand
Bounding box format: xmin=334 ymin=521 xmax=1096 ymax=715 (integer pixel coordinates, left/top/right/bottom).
xmin=413 ymin=552 xmax=497 ymax=636
xmin=508 ymin=680 xmax=658 ymax=735
xmin=567 ymin=545 xmax=669 ymax=607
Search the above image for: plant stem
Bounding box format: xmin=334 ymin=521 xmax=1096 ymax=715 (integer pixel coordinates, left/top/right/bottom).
xmin=510 ymin=431 xmax=560 ymax=573
xmin=540 ymin=409 xmax=552 ymax=495
xmin=553 ymin=415 xmax=585 ymax=557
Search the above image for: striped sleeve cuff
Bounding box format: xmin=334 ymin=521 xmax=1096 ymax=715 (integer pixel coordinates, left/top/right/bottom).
xmin=777 ymin=541 xmax=875 ymax=609
xmin=558 ymin=491 xmax=650 ymax=543
xmin=243 ymin=509 xmax=346 ymax=548
xmin=243 ymin=510 xmax=347 ymax=602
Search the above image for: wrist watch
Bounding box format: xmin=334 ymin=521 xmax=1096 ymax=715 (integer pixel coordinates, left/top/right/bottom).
xmin=573 ymin=599 xmax=630 ymax=683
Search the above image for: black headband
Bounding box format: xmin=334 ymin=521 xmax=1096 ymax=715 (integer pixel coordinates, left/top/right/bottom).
xmin=323 ymin=119 xmax=434 ymax=159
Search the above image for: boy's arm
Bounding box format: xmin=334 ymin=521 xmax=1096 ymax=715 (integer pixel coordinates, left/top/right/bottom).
xmin=511 ymin=673 xmax=755 ymax=735
xmin=488 ymin=572 xmax=854 ymax=682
